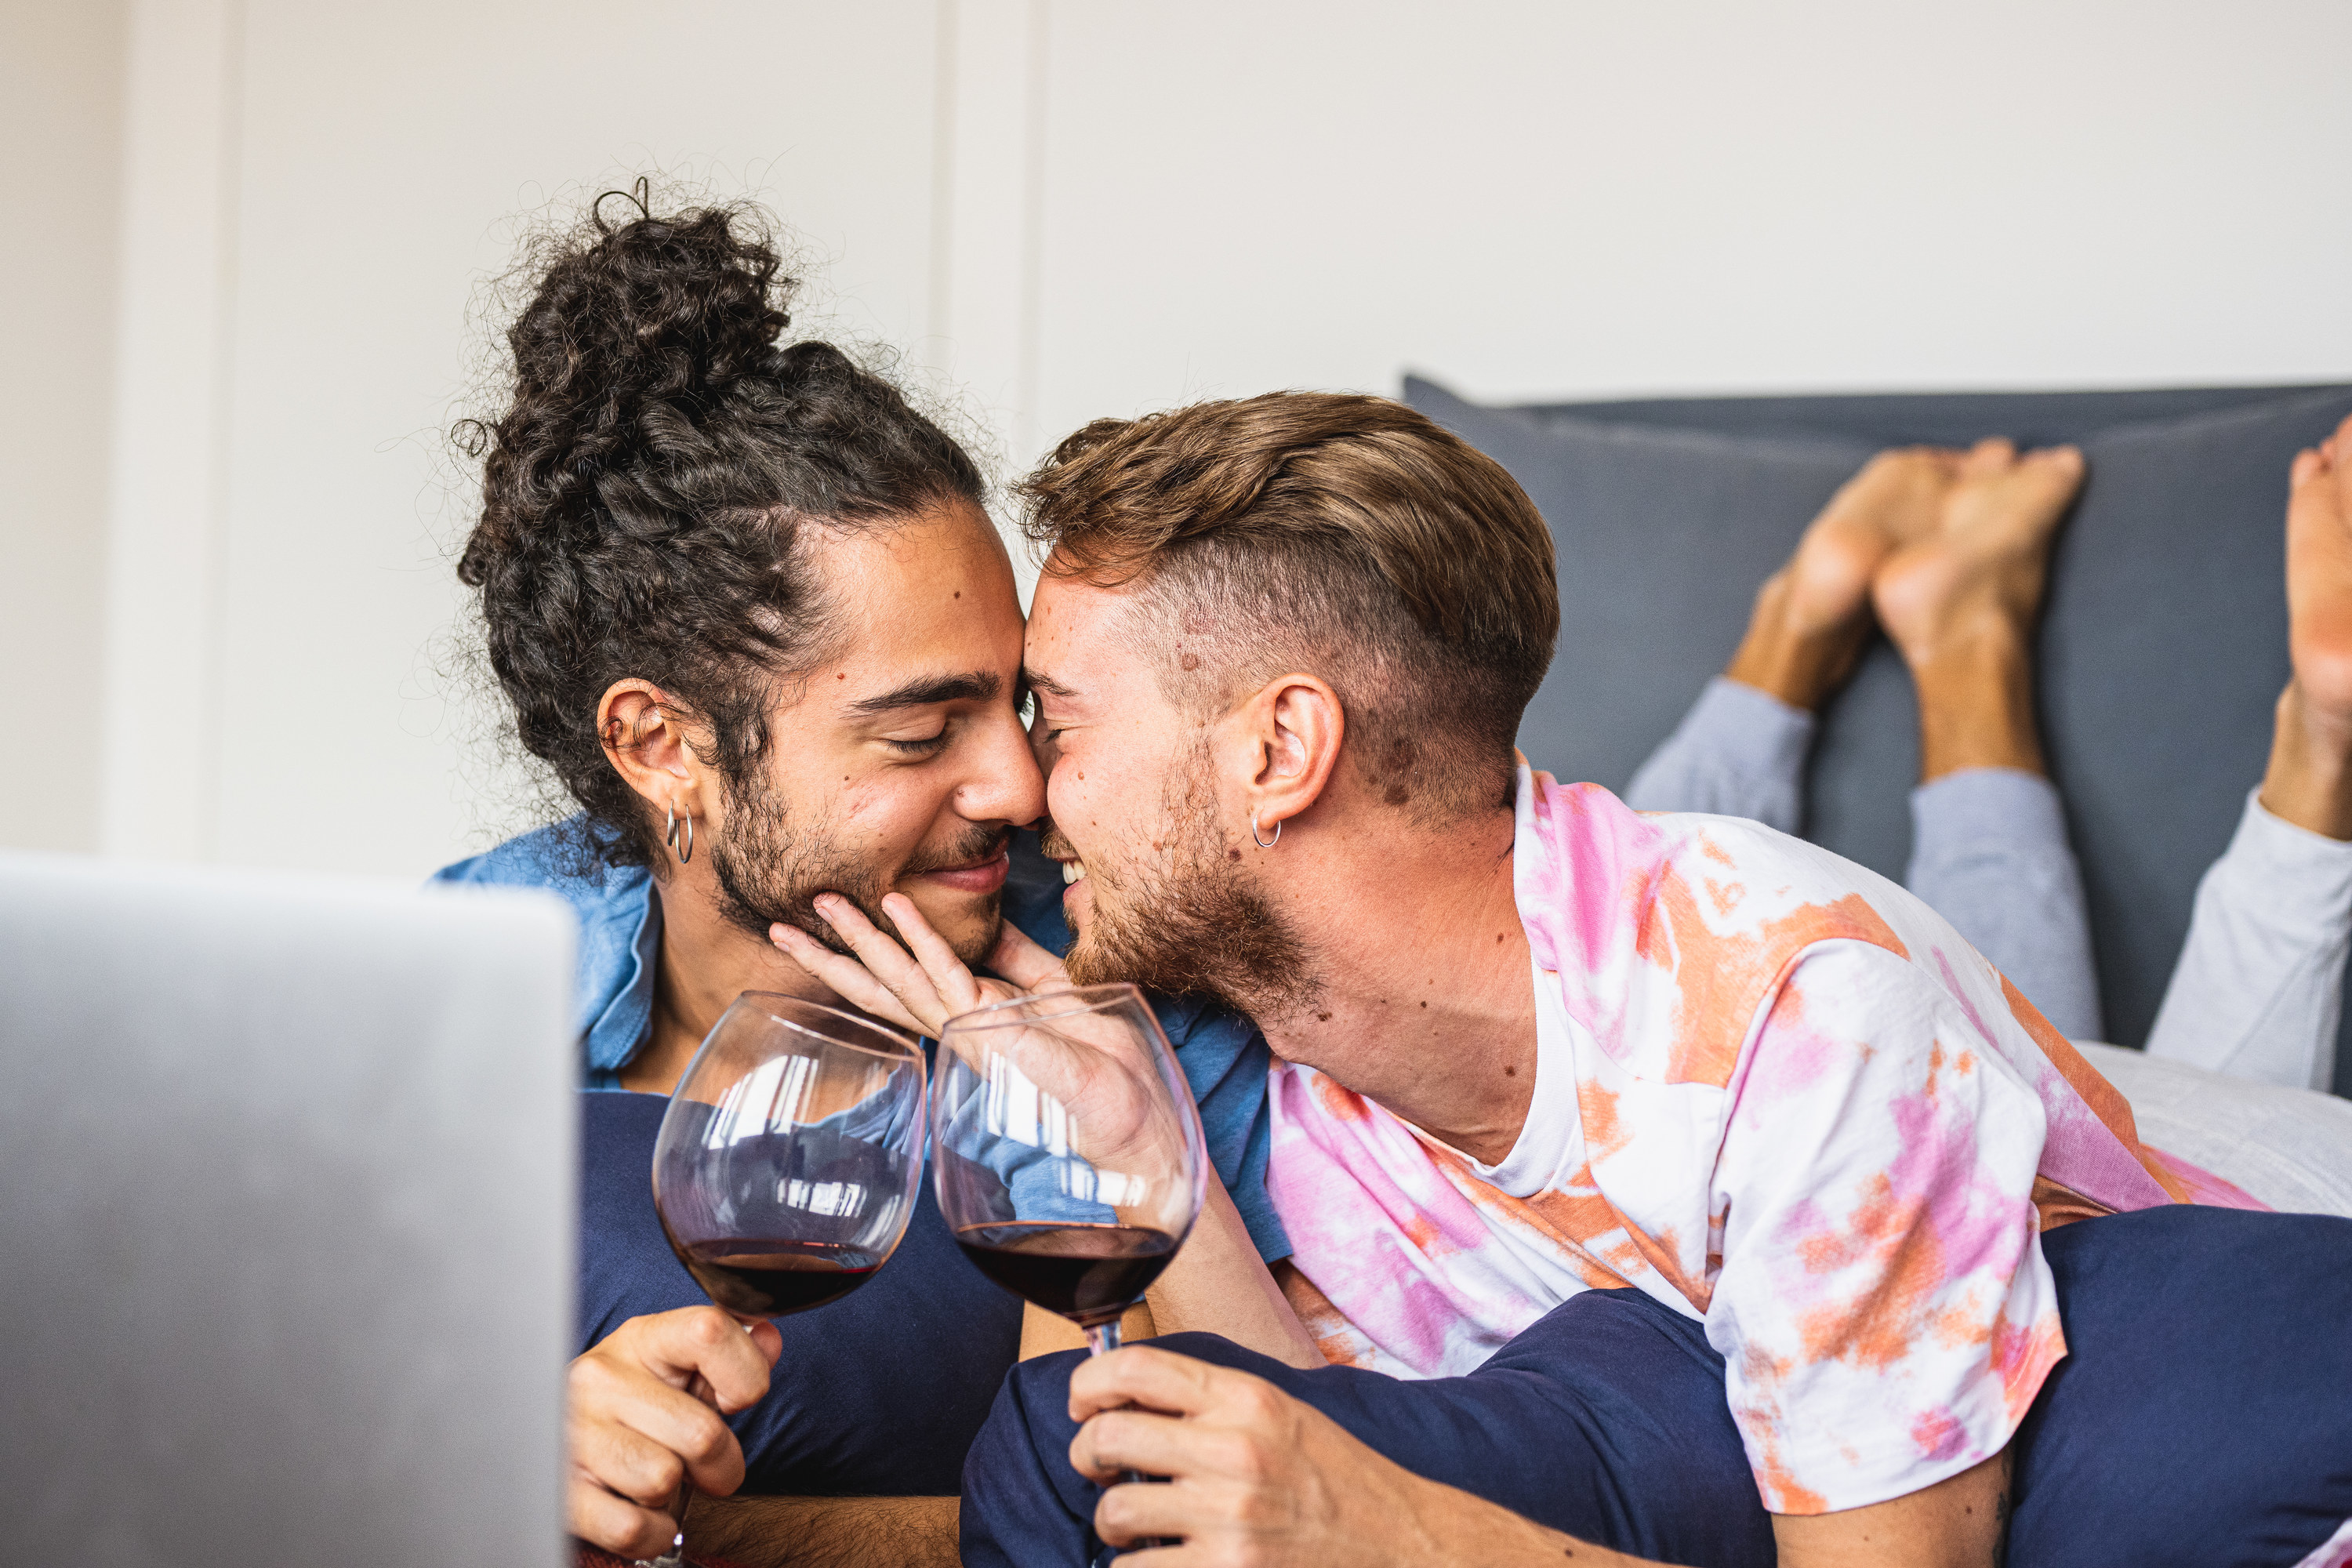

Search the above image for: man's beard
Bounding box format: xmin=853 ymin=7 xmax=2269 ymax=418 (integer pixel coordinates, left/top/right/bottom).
xmin=707 ymin=773 xmax=1004 ymax=967
xmin=1050 ymin=743 xmax=1316 ymax=1022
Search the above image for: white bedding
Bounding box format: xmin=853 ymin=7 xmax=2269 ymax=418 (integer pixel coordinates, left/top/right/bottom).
xmin=2078 ymin=1041 xmax=2352 ymax=1218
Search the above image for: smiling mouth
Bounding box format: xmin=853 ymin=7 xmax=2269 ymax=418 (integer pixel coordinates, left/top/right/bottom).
xmin=927 ymin=848 xmax=1008 ymax=875
xmin=905 ymin=836 xmax=1013 ymax=894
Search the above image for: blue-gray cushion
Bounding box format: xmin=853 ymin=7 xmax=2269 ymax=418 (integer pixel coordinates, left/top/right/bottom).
xmin=1406 ymin=376 xmax=2352 ymax=1094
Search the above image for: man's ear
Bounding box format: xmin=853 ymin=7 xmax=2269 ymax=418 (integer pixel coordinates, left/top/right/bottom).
xmin=596 ymin=679 xmax=713 ymax=826
xmin=1237 ymin=673 xmax=1345 ymax=839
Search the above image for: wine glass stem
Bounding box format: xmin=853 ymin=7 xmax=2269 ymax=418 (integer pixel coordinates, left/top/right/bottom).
xmin=1086 ymin=1317 xmax=1153 ymax=1493
xmin=633 ymin=1479 xmax=693 ymax=1567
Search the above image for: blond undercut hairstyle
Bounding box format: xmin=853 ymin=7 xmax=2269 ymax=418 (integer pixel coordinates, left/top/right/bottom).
xmin=1018 ymin=391 xmax=1559 ymax=819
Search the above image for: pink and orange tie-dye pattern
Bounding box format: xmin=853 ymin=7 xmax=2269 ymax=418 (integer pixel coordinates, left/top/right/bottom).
xmin=1265 ymin=760 xmax=2263 ymax=1515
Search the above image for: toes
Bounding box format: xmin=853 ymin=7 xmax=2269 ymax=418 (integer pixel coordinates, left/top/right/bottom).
xmin=2020 ymin=445 xmax=2087 ymax=495
xmin=1963 ymin=437 xmax=2019 ymax=475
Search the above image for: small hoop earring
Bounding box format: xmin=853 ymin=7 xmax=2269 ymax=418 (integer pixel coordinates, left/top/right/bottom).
xmin=666 ymin=800 xmax=694 ymax=865
xmin=1250 ymin=811 xmax=1281 ymax=850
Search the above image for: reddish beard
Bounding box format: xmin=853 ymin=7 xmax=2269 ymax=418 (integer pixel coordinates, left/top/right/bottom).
xmin=1045 ymin=746 xmax=1316 ymax=1020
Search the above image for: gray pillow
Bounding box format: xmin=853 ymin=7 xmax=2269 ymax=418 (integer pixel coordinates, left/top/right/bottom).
xmin=1406 ymin=376 xmax=2352 ymax=1094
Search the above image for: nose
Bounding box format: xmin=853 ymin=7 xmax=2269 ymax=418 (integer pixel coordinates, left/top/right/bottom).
xmin=959 ymin=705 xmax=1047 ymax=827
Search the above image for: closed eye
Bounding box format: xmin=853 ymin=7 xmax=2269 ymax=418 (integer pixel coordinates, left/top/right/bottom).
xmin=884 ymin=730 xmax=949 ymax=755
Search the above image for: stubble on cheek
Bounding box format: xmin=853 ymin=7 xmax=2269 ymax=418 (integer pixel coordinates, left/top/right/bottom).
xmin=702 ymin=776 xmax=941 ymax=958
xmin=1057 ymin=743 xmax=1316 ymax=1019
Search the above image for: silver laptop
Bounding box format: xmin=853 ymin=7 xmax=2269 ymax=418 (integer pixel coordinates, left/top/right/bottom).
xmin=0 ymin=854 xmax=575 ymax=1566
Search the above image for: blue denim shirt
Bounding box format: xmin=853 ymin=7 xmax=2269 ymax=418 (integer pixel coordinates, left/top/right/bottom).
xmin=434 ymin=818 xmax=1291 ymax=1262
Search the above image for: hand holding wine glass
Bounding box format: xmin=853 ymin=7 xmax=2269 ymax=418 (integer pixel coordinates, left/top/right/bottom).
xmin=930 ymin=983 xmax=1207 ymax=1357
xmin=630 ymin=993 xmax=927 ymax=1566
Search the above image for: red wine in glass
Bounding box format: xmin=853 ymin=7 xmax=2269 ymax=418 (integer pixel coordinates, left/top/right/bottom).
xmin=933 ymin=985 xmax=1203 ymax=1352
xmin=934 ymin=984 xmax=1207 ymax=1545
xmin=671 ymin=1237 xmax=884 ymax=1318
xmin=641 ymin=993 xmax=927 ymax=1566
xmin=953 ymin=1221 xmax=1180 ymax=1326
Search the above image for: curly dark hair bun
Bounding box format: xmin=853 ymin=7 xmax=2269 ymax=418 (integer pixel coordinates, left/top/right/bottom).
xmin=458 ymin=188 xmax=985 ymax=869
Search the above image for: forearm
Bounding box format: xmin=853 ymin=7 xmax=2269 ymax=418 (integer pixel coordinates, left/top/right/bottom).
xmin=1142 ymin=1173 xmax=1321 ymax=1367
xmin=686 ymin=1494 xmax=957 ymax=1568
xmin=1406 ymin=1479 xmax=1655 ymax=1567
xmin=1021 ymin=1298 xmax=1156 ymax=1358
xmin=1772 ymin=1450 xmax=2009 ymax=1568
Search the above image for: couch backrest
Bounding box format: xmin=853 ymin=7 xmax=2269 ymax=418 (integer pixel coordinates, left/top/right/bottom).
xmin=1408 ymin=374 xmax=2352 ymax=1094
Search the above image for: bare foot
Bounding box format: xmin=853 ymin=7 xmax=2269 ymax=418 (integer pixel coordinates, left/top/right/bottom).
xmin=2261 ymin=412 xmax=2352 ymax=838
xmin=1871 ymin=438 xmax=2086 ymax=782
xmin=1723 ymin=447 xmax=1958 ymax=710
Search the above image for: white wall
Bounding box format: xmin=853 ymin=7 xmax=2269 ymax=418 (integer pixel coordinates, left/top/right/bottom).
xmin=9 ymin=0 xmax=2352 ymax=877
xmin=0 ymin=0 xmax=126 ymax=853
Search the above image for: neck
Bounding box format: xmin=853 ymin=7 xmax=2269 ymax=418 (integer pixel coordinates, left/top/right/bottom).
xmin=619 ymin=869 xmax=834 ymax=1095
xmin=1253 ymin=798 xmax=1535 ymax=1163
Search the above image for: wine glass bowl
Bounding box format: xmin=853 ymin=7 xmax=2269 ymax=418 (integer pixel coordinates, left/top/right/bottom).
xmin=931 ymin=983 xmax=1207 ymax=1352
xmin=636 ymin=994 xmax=928 ymax=1566
xmin=652 ymin=994 xmax=928 ymax=1323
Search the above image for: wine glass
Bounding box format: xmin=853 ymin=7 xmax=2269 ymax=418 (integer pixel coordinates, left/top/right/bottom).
xmin=931 ymin=983 xmax=1207 ymax=1359
xmin=641 ymin=993 xmax=928 ymax=1566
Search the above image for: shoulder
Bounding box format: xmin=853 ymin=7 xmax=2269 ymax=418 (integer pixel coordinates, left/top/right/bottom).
xmin=1521 ymin=775 xmax=1921 ymax=1088
xmin=432 ymin=816 xmax=652 ymax=933
xmin=1527 ymin=774 xmax=1914 ymax=967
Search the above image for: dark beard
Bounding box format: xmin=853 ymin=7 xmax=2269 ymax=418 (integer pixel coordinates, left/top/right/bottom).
xmin=708 ymin=775 xmax=1003 ymax=967
xmin=1054 ymin=745 xmax=1316 ymax=1022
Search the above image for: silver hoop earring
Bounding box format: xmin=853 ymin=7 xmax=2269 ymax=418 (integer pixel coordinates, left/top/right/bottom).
xmin=666 ymin=800 xmax=694 ymax=865
xmin=1250 ymin=811 xmax=1281 ymax=850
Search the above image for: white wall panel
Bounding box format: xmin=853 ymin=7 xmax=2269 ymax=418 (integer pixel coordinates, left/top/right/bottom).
xmin=68 ymin=0 xmax=2352 ymax=879
xmin=1032 ymin=0 xmax=2352 ymax=441
xmin=0 ymin=0 xmax=124 ymax=855
xmin=206 ymin=0 xmax=942 ymax=876
xmin=96 ymin=0 xmax=238 ymax=862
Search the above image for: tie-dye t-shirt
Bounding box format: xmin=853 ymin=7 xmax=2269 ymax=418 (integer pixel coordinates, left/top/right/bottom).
xmin=1265 ymin=760 xmax=2262 ymax=1516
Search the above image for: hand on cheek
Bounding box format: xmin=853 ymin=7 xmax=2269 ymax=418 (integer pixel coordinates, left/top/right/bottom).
xmin=768 ymin=892 xmax=1042 ymax=1036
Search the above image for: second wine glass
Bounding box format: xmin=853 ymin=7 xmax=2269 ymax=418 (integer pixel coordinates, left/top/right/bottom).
xmin=931 ymin=982 xmax=1207 ymax=1356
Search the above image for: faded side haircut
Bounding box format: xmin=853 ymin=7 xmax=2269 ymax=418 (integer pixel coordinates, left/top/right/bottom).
xmin=1018 ymin=391 xmax=1558 ymax=818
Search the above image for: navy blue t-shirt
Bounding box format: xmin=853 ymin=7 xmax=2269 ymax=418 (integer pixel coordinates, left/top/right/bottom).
xmin=460 ymin=823 xmax=1289 ymax=1497
xmin=578 ymin=1091 xmax=1022 ymax=1496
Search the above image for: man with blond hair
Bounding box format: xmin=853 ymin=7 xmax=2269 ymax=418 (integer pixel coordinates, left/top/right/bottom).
xmin=784 ymin=392 xmax=2352 ymax=1566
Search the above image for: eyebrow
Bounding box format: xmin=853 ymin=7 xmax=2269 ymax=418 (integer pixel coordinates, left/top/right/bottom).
xmin=1021 ymin=665 xmax=1076 ymax=699
xmin=844 ymin=670 xmax=1001 ymax=717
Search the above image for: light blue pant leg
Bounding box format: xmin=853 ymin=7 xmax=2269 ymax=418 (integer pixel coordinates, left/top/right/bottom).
xmin=1628 ymin=679 xmax=2104 ymax=1040
xmin=2145 ymin=789 xmax=2352 ymax=1091
xmin=1906 ymin=769 xmax=2103 ymax=1042
xmin=1623 ymin=677 xmax=1813 ymax=833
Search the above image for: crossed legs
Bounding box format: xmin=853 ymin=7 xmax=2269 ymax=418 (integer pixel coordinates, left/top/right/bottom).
xmin=1628 ymin=439 xmax=2104 ymax=1040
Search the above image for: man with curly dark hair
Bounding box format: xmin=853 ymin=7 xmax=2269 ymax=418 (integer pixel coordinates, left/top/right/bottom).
xmin=434 ymin=189 xmax=1290 ymax=1565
